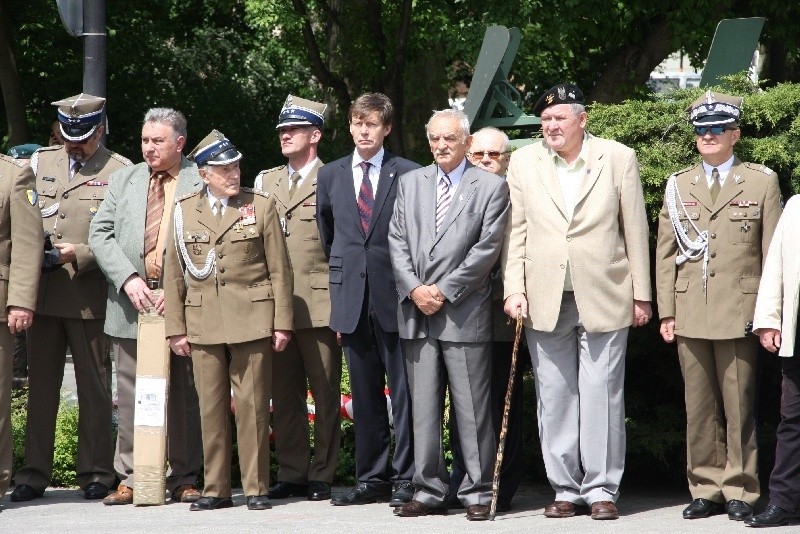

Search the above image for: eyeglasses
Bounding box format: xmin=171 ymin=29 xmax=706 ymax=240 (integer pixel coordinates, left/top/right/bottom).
xmin=469 ymin=151 xmax=509 ymax=160
xmin=694 ymin=125 xmax=735 ymax=136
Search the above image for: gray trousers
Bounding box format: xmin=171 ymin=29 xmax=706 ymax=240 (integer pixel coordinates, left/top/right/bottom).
xmin=403 ymin=337 xmax=494 ymax=507
xmin=112 ymin=337 xmax=202 ymax=491
xmin=526 ymin=292 xmax=628 ymax=505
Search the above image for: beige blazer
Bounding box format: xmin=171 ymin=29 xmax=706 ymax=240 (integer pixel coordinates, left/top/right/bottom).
xmin=164 ymin=187 xmax=293 ymax=345
xmin=256 ymin=160 xmax=331 ymax=330
xmin=655 ymin=159 xmax=781 ymax=339
xmin=0 ymin=156 xmax=44 ymax=315
xmin=501 ymin=135 xmax=651 ymax=333
xmin=32 ymin=145 xmax=131 ymax=319
xmin=753 ymin=194 xmax=800 ymax=356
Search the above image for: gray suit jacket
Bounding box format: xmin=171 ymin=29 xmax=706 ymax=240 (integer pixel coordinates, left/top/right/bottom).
xmin=389 ymin=161 xmax=509 ymax=342
xmin=89 ymin=156 xmax=202 ymax=339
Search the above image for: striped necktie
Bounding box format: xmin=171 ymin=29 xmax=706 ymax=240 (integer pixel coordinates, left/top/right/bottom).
xmin=435 ymin=173 xmax=452 ymax=233
xmin=144 ymin=172 xmax=167 ymax=256
xmin=356 ymin=161 xmax=373 ymax=233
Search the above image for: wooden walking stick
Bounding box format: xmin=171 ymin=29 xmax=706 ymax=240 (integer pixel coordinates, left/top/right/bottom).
xmin=490 ymin=310 xmax=523 ymax=520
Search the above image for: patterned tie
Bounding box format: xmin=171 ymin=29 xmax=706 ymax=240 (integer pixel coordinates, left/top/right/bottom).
xmin=710 ymin=167 xmax=721 ymax=203
xmin=70 ymin=160 xmax=82 ymax=181
xmin=144 ymin=172 xmax=167 ymax=255
xmin=289 ymin=171 xmax=301 ymax=199
xmin=435 ymin=173 xmax=452 ymax=233
xmin=214 ymin=200 xmax=223 ymax=224
xmin=356 ymin=161 xmax=373 ymax=233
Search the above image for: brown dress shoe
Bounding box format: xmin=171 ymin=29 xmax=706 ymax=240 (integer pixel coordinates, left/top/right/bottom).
xmin=466 ymin=504 xmax=490 ymax=521
xmin=103 ymin=484 xmax=133 ymax=506
xmin=172 ymin=485 xmax=202 ymax=503
xmin=395 ymin=500 xmax=449 ymax=517
xmin=591 ymin=500 xmax=619 ymax=520
xmin=544 ymin=500 xmax=591 ymax=518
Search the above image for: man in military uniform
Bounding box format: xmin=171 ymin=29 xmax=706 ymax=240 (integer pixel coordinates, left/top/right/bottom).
xmin=6 ymin=144 xmax=42 ymax=390
xmin=89 ymin=108 xmax=203 ymax=506
xmin=656 ymin=91 xmax=782 ymax=521
xmin=164 ymin=131 xmax=293 ymax=511
xmin=0 ymin=154 xmax=44 ymax=509
xmin=255 ymin=96 xmax=341 ymax=502
xmin=12 ymin=94 xmax=132 ymax=503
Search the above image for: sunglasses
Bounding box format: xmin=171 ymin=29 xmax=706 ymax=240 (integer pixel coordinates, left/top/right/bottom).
xmin=694 ymin=125 xmax=734 ymax=136
xmin=469 ymin=151 xmax=508 ymax=160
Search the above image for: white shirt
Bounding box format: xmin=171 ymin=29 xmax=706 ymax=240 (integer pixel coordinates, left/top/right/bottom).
xmin=437 ymin=159 xmax=467 ymax=202
xmin=206 ymin=190 xmax=229 ymax=215
xmin=288 ymin=157 xmax=320 ymax=189
xmin=702 ymin=155 xmax=735 ymax=188
xmin=352 ymin=148 xmax=385 ymax=197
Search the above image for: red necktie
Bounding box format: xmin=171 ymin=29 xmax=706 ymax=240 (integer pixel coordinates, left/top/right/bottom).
xmin=357 ymin=161 xmax=373 ymax=233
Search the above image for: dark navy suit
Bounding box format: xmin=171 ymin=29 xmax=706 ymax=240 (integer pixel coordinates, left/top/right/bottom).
xmin=317 ymin=150 xmax=419 ymax=485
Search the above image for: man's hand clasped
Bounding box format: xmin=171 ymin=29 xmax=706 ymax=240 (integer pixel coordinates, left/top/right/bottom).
xmin=411 ymin=284 xmax=445 ymax=315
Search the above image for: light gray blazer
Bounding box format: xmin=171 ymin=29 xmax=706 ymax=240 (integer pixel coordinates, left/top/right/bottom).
xmin=389 ymin=161 xmax=509 ymax=342
xmin=88 ymin=156 xmax=202 ymax=339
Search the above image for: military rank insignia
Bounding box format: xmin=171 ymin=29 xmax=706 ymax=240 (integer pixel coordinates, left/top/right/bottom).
xmin=26 ymin=190 xmax=37 ymax=206
xmin=239 ymin=203 xmax=256 ymax=225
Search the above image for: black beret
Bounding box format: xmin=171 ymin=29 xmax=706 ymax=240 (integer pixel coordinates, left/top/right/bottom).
xmin=532 ymin=84 xmax=585 ymax=117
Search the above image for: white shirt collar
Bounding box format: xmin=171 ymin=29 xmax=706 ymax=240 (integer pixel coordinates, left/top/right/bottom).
xmin=352 ymin=147 xmax=384 ymax=171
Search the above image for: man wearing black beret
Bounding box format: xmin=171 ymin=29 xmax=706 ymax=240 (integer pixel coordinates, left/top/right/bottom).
xmin=502 ymin=83 xmax=651 ymax=520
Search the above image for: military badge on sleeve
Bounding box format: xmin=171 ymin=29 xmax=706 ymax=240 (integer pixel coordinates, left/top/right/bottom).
xmin=26 ymin=190 xmax=37 ymax=206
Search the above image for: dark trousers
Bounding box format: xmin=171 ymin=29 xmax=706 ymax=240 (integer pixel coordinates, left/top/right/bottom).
xmin=449 ymin=341 xmax=529 ymax=505
xmin=767 ymin=355 xmax=800 ymax=513
xmin=342 ymin=288 xmax=414 ymax=484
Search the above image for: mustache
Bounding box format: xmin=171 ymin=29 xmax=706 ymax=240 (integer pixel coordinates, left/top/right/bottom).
xmin=434 ymin=149 xmax=451 ymax=156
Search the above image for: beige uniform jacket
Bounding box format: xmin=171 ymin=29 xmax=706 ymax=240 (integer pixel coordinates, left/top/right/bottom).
xmin=655 ymin=159 xmax=781 ymax=339
xmin=31 ymin=145 xmax=131 ymax=318
xmin=164 ymin=187 xmax=293 ymax=345
xmin=0 ymin=156 xmax=44 ymax=315
xmin=501 ymin=135 xmax=651 ymax=333
xmin=256 ymin=161 xmax=331 ymax=330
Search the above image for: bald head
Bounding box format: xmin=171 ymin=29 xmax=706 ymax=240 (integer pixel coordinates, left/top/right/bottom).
xmin=468 ymin=127 xmax=510 ymax=176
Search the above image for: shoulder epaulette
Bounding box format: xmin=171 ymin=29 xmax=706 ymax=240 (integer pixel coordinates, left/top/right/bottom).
xmin=175 ymin=189 xmax=201 ymax=203
xmin=743 ymin=162 xmax=774 ymax=175
xmin=35 ymin=145 xmax=61 ymax=154
xmin=241 ymin=186 xmax=270 ymax=198
xmin=261 ymin=165 xmax=285 ymax=175
xmin=107 ymin=151 xmax=133 ymax=166
xmin=672 ymin=164 xmax=696 ymax=177
xmin=0 ymin=153 xmax=17 ymax=166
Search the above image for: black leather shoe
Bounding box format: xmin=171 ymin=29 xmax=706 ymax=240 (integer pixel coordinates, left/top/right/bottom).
xmin=683 ymin=498 xmax=725 ymax=519
xmin=84 ymin=482 xmax=110 ymax=500
xmin=307 ymin=481 xmax=331 ymax=501
xmin=247 ymin=495 xmax=272 ymax=510
xmin=745 ymin=504 xmax=800 ymax=527
xmin=390 ymin=481 xmax=414 ymax=507
xmin=330 ymin=481 xmax=391 ymax=506
xmin=190 ymin=496 xmax=233 ymax=511
xmin=727 ymin=499 xmax=754 ymax=521
xmin=10 ymin=484 xmax=42 ymax=502
xmin=268 ymin=481 xmax=308 ymax=499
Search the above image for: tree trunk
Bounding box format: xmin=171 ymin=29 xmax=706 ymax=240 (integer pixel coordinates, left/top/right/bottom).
xmin=589 ymin=17 xmax=672 ymax=104
xmin=0 ymin=0 xmax=30 ymax=146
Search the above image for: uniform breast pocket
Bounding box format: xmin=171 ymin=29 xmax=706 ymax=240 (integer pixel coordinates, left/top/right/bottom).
xmin=299 ymin=216 xmax=319 ymax=241
xmin=229 ymin=229 xmax=262 ymax=261
xmin=182 ymin=230 xmax=211 ymax=266
xmin=78 ymin=189 xmax=107 ymax=221
xmin=727 ymin=208 xmax=760 ymax=245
